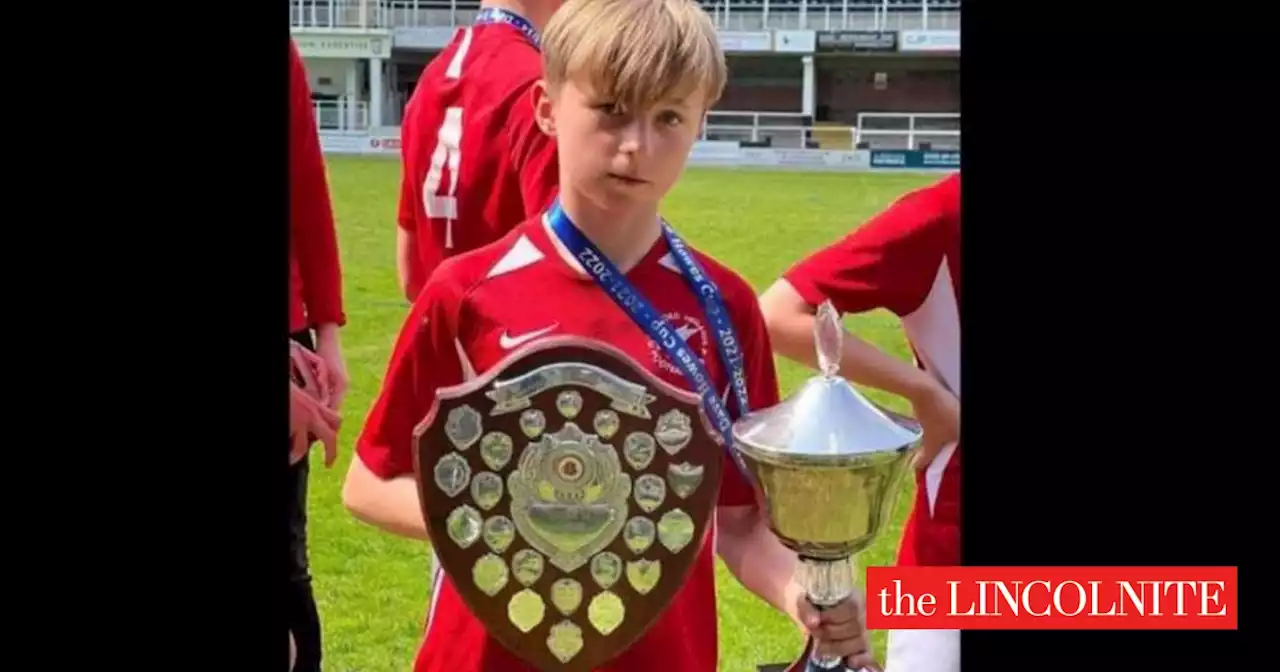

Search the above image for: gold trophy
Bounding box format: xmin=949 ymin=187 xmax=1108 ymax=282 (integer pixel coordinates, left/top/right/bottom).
xmin=732 ymin=301 xmax=921 ymax=671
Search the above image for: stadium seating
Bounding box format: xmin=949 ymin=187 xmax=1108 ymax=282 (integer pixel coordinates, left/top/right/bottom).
xmin=702 ymin=0 xmax=960 ymax=32
xmin=293 ymin=0 xmax=961 ymax=32
xmin=364 ymin=0 xmax=960 ymax=31
xmin=292 ymin=0 xmax=960 ymax=151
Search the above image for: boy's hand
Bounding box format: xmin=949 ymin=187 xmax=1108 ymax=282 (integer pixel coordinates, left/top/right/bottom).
xmin=908 ymin=382 xmax=959 ymax=470
xmin=795 ymin=589 xmax=879 ymax=671
xmin=290 ymin=341 xmax=332 ymax=407
xmin=315 ymin=325 xmax=349 ymax=411
xmin=290 ymin=379 xmax=341 ymax=467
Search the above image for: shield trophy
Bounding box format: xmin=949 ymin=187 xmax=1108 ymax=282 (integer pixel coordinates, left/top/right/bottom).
xmin=731 ymin=301 xmax=922 ymax=672
xmin=412 ymin=335 xmax=725 ymax=672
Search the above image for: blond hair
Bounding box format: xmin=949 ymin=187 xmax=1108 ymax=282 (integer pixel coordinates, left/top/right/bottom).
xmin=541 ymin=0 xmax=727 ymax=112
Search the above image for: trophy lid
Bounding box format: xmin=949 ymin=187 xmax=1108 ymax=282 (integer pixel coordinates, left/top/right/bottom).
xmin=732 ymin=301 xmax=922 ymax=467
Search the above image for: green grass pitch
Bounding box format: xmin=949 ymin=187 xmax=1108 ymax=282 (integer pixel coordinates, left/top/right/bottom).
xmin=305 ymin=156 xmax=942 ymax=670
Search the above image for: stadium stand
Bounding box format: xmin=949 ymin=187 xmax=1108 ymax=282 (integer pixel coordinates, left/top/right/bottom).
xmin=292 ymin=0 xmax=959 ymax=163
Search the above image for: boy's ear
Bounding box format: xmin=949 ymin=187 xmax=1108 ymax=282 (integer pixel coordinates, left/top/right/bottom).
xmin=531 ymin=80 xmax=556 ymax=137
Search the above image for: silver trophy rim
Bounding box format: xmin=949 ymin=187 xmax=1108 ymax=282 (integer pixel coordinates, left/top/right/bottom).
xmin=729 ymin=402 xmax=922 ymax=468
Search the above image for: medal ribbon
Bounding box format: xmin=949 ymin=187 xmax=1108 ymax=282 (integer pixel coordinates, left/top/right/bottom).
xmin=473 ymin=7 xmax=540 ymax=48
xmin=546 ymin=200 xmax=754 ymax=481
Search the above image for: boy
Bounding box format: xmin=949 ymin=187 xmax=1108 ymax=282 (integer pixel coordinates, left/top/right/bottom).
xmin=287 ymin=38 xmax=348 ymax=672
xmin=759 ymin=173 xmax=961 ymax=672
xmin=344 ymin=1 xmax=874 ymax=670
xmin=396 ymin=0 xmax=565 ymax=301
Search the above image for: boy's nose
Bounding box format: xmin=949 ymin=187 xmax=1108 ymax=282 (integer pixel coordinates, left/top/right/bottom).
xmin=618 ymin=120 xmax=650 ymax=153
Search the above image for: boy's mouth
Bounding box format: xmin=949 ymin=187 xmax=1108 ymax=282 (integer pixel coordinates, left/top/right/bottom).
xmin=607 ymin=172 xmax=648 ymax=185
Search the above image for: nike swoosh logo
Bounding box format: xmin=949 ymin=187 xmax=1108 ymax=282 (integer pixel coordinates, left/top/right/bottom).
xmin=499 ymin=323 xmax=559 ymax=350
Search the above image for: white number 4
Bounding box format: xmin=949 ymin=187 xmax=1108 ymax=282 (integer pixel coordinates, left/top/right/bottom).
xmin=423 ymin=106 xmax=463 ymax=249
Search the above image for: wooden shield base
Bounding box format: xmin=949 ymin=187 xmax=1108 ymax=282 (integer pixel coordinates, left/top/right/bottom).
xmin=413 ymin=336 xmax=725 ymax=672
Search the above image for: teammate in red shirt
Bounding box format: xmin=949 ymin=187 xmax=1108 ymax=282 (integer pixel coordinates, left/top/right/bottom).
xmin=290 ymin=39 xmax=348 ymax=361
xmin=760 ymin=173 xmax=962 ymax=672
xmin=344 ymin=1 xmax=874 ymax=670
xmin=288 ymin=38 xmax=349 ymax=672
xmin=396 ymin=0 xmax=564 ymax=301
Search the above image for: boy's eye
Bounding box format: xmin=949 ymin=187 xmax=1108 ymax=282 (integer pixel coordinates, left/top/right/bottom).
xmin=593 ymin=102 xmax=625 ymax=116
xmin=659 ymin=111 xmax=683 ymax=127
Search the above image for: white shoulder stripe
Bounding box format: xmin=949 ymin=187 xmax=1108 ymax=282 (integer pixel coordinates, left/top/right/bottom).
xmin=486 ymin=234 xmax=545 ymax=279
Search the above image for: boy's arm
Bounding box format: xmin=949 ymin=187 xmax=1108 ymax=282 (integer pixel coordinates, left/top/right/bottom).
xmin=395 ymin=116 xmax=437 ymax=303
xmin=342 ymin=276 xmax=465 ymax=539
xmin=289 ymin=41 xmax=346 ymax=328
xmin=774 ymin=184 xmax=950 ymax=321
xmin=395 ymin=162 xmax=425 ymax=302
xmin=717 ymin=504 xmax=805 ymax=625
xmin=397 ymin=226 xmax=424 ymax=304
xmin=397 ymin=222 xmax=444 ymax=305
xmin=344 ymin=453 xmax=430 ymax=540
xmin=507 ymin=82 xmax=560 ymax=216
xmin=761 ymin=187 xmax=957 ymax=464
xmin=760 ymin=280 xmax=944 ymax=402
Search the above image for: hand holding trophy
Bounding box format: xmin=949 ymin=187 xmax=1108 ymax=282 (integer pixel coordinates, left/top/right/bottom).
xmin=731 ymin=300 xmax=921 ymax=672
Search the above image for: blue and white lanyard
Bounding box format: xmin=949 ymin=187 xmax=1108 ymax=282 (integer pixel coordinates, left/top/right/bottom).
xmin=473 ymin=7 xmax=540 ymax=49
xmin=546 ymin=200 xmax=754 ymax=481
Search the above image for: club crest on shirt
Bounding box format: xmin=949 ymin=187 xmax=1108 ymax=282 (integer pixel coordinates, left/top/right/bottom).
xmin=649 ymin=312 xmax=709 ymax=375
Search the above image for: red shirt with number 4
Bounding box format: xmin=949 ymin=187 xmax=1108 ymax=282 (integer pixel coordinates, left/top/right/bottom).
xmin=398 ymin=23 xmax=560 ymax=287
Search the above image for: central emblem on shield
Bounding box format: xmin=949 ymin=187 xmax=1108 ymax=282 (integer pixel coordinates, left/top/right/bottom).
xmin=509 ymin=421 xmax=631 ymax=574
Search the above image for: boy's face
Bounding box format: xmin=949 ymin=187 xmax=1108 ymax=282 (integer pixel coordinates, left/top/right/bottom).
xmin=535 ymin=76 xmax=706 ymax=210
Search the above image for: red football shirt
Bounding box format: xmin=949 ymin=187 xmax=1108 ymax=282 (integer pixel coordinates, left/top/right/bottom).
xmin=398 ymin=23 xmax=560 ymax=287
xmin=782 ymin=173 xmax=961 ymax=567
xmin=357 ymin=216 xmax=781 ymax=672
xmin=288 ymin=39 xmax=345 ymax=334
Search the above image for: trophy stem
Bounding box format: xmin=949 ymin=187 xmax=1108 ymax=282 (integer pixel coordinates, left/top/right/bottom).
xmin=799 ymin=555 xmax=858 ymax=671
xmin=800 ymin=555 xmax=854 ymax=608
